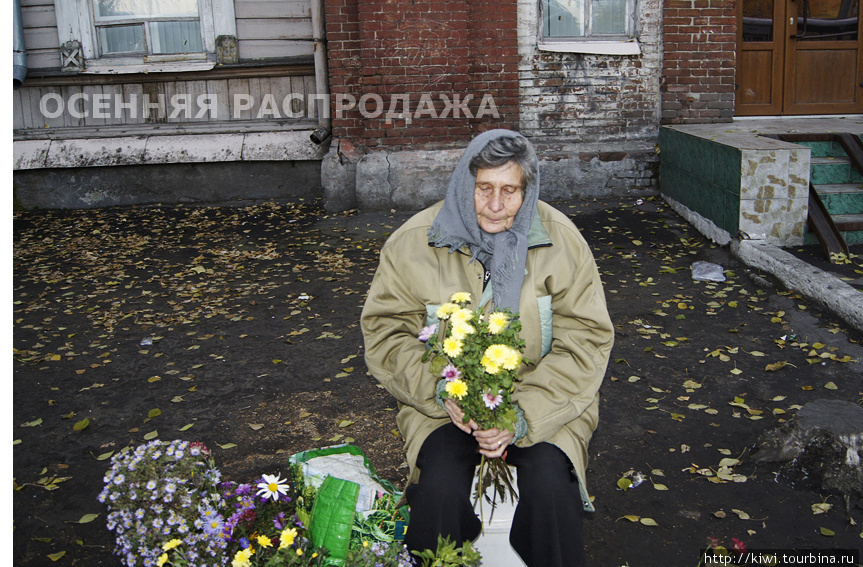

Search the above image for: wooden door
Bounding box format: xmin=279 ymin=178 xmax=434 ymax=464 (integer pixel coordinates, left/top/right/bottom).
xmin=736 ymin=0 xmax=863 ymax=115
xmin=784 ymin=0 xmax=863 ymax=113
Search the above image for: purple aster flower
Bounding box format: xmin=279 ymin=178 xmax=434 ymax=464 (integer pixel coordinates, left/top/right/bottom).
xmin=418 ymin=323 xmax=437 ymax=342
xmin=292 ymin=513 xmax=306 ymax=529
xmin=203 ymin=514 xmax=225 ymax=536
xmin=273 ymin=511 xmax=287 ymax=530
xmin=442 ymin=364 xmax=462 ymax=381
xmin=483 ymin=390 xmax=503 ymax=410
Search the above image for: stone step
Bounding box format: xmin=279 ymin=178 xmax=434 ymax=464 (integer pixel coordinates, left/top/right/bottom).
xmin=812 ymin=155 xmax=850 ymax=165
xmin=814 ymin=183 xmax=863 ymax=195
xmin=833 ymin=213 xmax=863 ymax=232
xmin=813 ymin=183 xmax=863 ymax=216
xmin=811 ymin=156 xmax=863 ymax=185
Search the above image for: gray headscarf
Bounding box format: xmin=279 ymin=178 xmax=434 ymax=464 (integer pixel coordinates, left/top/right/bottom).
xmin=427 ymin=129 xmax=540 ymax=312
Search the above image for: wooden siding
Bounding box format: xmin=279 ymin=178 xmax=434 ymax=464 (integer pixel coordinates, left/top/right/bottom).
xmin=19 ymin=0 xmax=314 ymax=72
xmin=13 ymin=67 xmax=318 ymax=135
xmin=235 ymin=0 xmax=314 ymax=61
xmin=20 ymin=0 xmax=60 ymax=71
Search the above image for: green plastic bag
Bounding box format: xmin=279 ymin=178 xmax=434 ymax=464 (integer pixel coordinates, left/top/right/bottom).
xmin=289 ymin=444 xmax=400 ymax=509
xmin=310 ymin=475 xmax=360 ymax=566
xmin=290 ymin=444 xmax=409 ymax=564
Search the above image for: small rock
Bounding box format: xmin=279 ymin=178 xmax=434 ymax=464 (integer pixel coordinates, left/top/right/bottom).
xmin=776 ymin=430 xmax=863 ymax=497
xmin=753 ymin=399 xmax=863 ymax=497
xmin=753 ymin=399 xmax=863 ymax=464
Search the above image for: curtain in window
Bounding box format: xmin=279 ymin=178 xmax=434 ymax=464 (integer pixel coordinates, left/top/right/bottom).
xmin=94 ymin=0 xmax=198 ymax=18
xmin=95 ymin=0 xmax=202 ymax=54
xmin=592 ymin=0 xmax=627 ymax=34
xmin=544 ymin=0 xmax=585 ymax=36
xmin=99 ymin=24 xmax=145 ymax=53
xmin=151 ymin=21 xmax=203 ymax=53
xmin=543 ymin=0 xmax=628 ymax=37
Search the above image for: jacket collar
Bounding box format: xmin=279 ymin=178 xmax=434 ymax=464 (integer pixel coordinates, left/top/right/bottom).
xmin=527 ymin=208 xmax=552 ymax=248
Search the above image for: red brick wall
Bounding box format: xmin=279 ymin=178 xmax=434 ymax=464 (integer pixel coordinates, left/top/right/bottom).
xmin=325 ymin=0 xmax=519 ymax=149
xmin=661 ymin=0 xmax=737 ymax=124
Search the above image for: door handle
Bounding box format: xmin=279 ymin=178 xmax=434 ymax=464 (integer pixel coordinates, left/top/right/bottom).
xmin=790 ymin=0 xmax=809 ymax=38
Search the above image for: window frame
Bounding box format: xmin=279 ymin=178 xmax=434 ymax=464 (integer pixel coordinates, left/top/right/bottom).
xmin=536 ymin=0 xmax=641 ymax=55
xmin=54 ymin=0 xmax=237 ymax=73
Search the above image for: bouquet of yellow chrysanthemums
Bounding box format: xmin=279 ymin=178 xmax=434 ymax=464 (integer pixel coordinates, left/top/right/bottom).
xmin=419 ymin=291 xmax=528 ymax=514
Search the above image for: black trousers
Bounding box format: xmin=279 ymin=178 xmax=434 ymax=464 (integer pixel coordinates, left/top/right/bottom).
xmin=403 ymin=423 xmax=586 ymax=567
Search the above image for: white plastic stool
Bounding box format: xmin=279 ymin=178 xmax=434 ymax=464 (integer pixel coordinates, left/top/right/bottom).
xmin=472 ymin=468 xmax=528 ymax=567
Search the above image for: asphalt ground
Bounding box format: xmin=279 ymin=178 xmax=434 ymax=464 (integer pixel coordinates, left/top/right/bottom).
xmin=12 ymin=195 xmax=863 ymax=567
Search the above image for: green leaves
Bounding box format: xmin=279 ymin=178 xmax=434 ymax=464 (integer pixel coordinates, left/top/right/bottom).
xmin=429 ymin=354 xmax=447 ymax=376
xmin=412 ymin=535 xmax=481 ymax=567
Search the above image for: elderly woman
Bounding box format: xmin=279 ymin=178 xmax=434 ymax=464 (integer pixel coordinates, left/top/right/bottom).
xmin=361 ymin=129 xmax=614 ymax=567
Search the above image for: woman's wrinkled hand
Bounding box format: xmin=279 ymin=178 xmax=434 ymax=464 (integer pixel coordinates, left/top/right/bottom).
xmin=444 ymin=398 xmax=477 ymax=434
xmin=473 ymin=427 xmax=514 ymax=459
xmin=444 ymin=400 xmax=513 ymax=457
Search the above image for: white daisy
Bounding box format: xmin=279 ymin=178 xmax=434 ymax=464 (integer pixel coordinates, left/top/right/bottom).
xmin=256 ymin=473 xmax=289 ymax=501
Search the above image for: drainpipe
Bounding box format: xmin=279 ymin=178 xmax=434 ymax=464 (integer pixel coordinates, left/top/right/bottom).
xmin=309 ymin=0 xmax=331 ymax=144
xmin=13 ymin=0 xmax=28 ymax=89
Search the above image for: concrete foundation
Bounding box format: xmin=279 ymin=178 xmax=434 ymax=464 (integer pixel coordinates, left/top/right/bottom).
xmin=322 ymin=138 xmax=659 ymax=212
xmin=14 ymin=160 xmax=323 ymax=209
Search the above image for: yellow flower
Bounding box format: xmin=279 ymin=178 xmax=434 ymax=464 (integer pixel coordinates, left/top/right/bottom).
xmin=480 ymin=354 xmax=502 ymax=375
xmin=450 ymin=308 xmax=473 ymax=325
xmin=449 ymin=321 xmax=475 ymax=341
xmin=231 ymin=548 xmax=254 ymax=567
xmin=436 ymin=302 xmax=459 ymax=320
xmin=257 ymin=534 xmax=273 ymax=548
xmin=157 ymin=554 xmax=169 ymax=567
xmin=481 ymin=344 xmax=520 ymax=374
xmin=445 ymin=379 xmax=468 ymax=399
xmin=363 ymin=540 xmax=369 ymax=548
xmin=297 ymin=548 xmax=304 ymax=556
xmin=488 ymin=312 xmax=510 ymax=334
xmin=502 ymin=347 xmax=521 ymax=370
xmin=162 ymin=539 xmax=182 ymax=551
xmin=279 ymin=527 xmax=298 ymax=549
xmin=450 ymin=291 xmax=472 ymax=304
xmin=443 ymin=337 xmax=464 ymax=357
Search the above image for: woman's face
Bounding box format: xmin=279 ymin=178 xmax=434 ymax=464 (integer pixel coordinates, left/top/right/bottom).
xmin=474 ymin=161 xmax=524 ymax=234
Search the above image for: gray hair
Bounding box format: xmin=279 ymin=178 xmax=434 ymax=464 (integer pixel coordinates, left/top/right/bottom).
xmin=468 ymin=135 xmax=537 ymax=189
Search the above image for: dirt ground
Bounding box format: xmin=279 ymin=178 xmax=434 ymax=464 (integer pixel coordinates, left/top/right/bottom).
xmin=12 ymin=196 xmax=863 ymax=566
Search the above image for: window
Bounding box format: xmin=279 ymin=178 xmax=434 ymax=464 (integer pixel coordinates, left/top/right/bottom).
xmin=55 ymin=0 xmax=236 ymax=73
xmin=538 ymin=0 xmax=640 ymax=54
xmin=94 ymin=0 xmax=203 ymax=55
